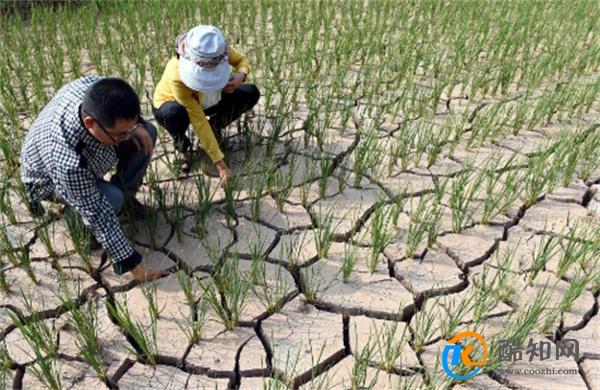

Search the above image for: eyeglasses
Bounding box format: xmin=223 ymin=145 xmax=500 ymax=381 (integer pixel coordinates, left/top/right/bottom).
xmin=82 ymin=109 xmax=142 ymax=143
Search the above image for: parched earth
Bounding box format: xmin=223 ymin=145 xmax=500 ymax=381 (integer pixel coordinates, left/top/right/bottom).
xmin=1 ymin=91 xmax=599 ymax=390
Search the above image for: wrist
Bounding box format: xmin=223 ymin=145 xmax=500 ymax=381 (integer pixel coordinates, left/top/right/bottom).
xmin=215 ymin=159 xmax=228 ymax=171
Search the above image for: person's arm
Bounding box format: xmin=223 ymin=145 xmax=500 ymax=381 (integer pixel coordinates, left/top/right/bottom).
xmin=53 ymin=161 xmax=140 ymax=275
xmin=170 ymin=79 xmax=232 ymax=186
xmin=223 ymin=46 xmax=251 ymax=93
xmin=229 ymin=45 xmax=251 ymax=75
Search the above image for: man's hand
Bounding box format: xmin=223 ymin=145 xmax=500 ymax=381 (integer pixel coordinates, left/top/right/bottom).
xmin=130 ymin=263 xmax=170 ymax=282
xmin=223 ymin=72 xmax=245 ymax=94
xmin=130 ymin=125 xmax=155 ymax=156
xmin=215 ymin=159 xmax=232 ymax=188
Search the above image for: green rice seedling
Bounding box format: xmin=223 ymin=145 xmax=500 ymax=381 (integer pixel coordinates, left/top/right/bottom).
xmin=412 ymin=122 xmax=435 ymax=167
xmin=497 ymin=284 xmax=552 ymax=346
xmin=426 ymin=201 xmax=443 ymax=249
xmin=528 ymin=233 xmax=560 ymax=285
xmin=552 ymin=133 xmax=579 ymax=188
xmin=55 ymin=278 xmax=106 ymax=382
xmin=266 ymin=116 xmax=286 ymax=157
xmin=318 ymin=155 xmax=332 ymax=199
xmin=427 ymin=123 xmax=452 ymax=168
xmin=541 ymin=268 xmax=595 ymax=334
xmin=249 ymin=236 xmax=269 ymax=284
xmin=314 ymin=207 xmax=336 ymax=259
xmin=389 ymin=126 xmax=415 ymax=173
xmin=0 ymin=224 xmax=21 ymax=268
xmin=556 ymin=224 xmax=598 ymax=278
xmin=299 ymin=180 xmax=311 ymax=205
xmin=166 ymin=181 xmax=189 ymax=243
xmin=193 ymin=174 xmax=214 ymax=240
xmin=369 ymin=206 xmax=392 ymax=273
xmin=405 ymin=194 xmax=438 ymax=258
xmin=198 ymin=253 xmax=249 ymax=330
xmin=144 ymin=202 xmax=162 ymax=249
xmin=65 ymin=214 xmax=93 ymax=273
xmin=300 ymin=263 xmax=338 ymax=304
xmin=0 ymin=177 xmax=16 ymax=225
xmin=432 ymin=176 xmax=449 ymax=203
xmin=440 ymin=297 xmax=475 ymax=340
xmin=265 ymin=160 xmax=279 ymax=195
xmin=558 ymin=269 xmax=596 ymax=313
xmin=411 ymin=304 xmax=438 ymax=354
xmin=248 ymin=175 xmax=267 ymax=222
xmin=140 ymin=281 xmax=163 ymax=320
xmin=18 ymin=247 xmax=38 ymax=285
xmin=36 ymin=218 xmax=57 ymax=258
xmin=471 ymin=265 xmax=503 ymax=323
xmin=351 ymin=331 xmax=377 ymax=390
xmin=341 ymin=243 xmax=358 ymax=283
xmin=372 ymin=319 xmax=410 ymax=372
xmin=272 ymin=168 xmax=294 ymax=213
xmin=0 ymin=343 xmax=12 ymax=388
xmin=510 ymin=97 xmax=531 ymax=135
xmin=481 ymin=166 xmax=524 ymax=225
xmin=105 ymin=296 xmax=158 ymax=366
xmin=523 ymin=148 xmax=558 ymax=207
xmin=467 ymin=101 xmax=506 ymax=147
xmin=0 ymin=265 xmax=10 ymax=293
xmin=577 ymin=130 xmax=600 ymax=182
xmin=8 ymin=292 xmax=60 ymax=390
xmin=248 ymin=263 xmax=291 ymax=315
xmin=491 ymin=244 xmax=520 ymax=302
xmin=0 ymin=225 xmax=37 ymax=284
xmin=265 ymin=329 xmax=302 ymax=388
xmin=279 ymin=232 xmax=308 ymax=271
xmin=223 ymin=181 xmax=237 ymax=228
xmin=175 ymin=271 xmax=207 ymax=343
xmin=449 ymin=165 xmax=485 ymax=233
xmin=353 ymin=128 xmax=382 ymax=187
xmin=335 ymin=166 xmax=349 ymax=194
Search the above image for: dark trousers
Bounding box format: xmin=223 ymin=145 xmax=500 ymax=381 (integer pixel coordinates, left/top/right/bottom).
xmin=153 ymin=83 xmax=260 ymax=153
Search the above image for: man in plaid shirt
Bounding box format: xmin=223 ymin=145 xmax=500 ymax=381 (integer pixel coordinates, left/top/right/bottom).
xmin=20 ymin=76 xmax=167 ymax=282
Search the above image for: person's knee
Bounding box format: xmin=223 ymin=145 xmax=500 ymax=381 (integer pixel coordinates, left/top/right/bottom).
xmin=98 ymin=181 xmax=125 ymax=213
xmin=143 ymin=120 xmax=158 ymax=144
xmin=245 ymin=84 xmax=260 ymax=108
xmin=156 ymin=102 xmax=190 ymax=132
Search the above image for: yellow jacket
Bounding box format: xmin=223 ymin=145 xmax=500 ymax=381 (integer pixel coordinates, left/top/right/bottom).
xmin=153 ymin=46 xmax=251 ymax=162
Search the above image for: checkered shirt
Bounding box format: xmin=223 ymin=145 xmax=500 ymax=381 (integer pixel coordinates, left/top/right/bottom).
xmin=20 ymin=76 xmax=135 ymax=264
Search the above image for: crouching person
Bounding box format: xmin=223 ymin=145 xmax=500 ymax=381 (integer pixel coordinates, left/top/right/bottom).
xmin=20 ymin=76 xmax=168 ymax=282
xmin=153 ymin=24 xmax=260 ymax=186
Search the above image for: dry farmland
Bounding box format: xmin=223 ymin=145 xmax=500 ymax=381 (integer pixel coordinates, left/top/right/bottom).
xmin=0 ymin=1 xmax=599 ymax=389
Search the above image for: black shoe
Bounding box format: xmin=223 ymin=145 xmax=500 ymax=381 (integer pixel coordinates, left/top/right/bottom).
xmin=90 ymin=234 xmax=102 ymax=251
xmin=179 ymin=151 xmax=192 ymax=176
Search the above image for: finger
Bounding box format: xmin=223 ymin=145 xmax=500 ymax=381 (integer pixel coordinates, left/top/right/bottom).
xmin=131 ymin=135 xmax=142 ymax=151
xmin=145 ymin=132 xmax=155 ymax=156
xmin=143 ymin=135 xmax=152 ymax=156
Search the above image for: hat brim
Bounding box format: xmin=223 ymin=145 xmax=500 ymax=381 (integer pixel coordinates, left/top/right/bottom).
xmin=179 ymin=57 xmax=230 ymax=93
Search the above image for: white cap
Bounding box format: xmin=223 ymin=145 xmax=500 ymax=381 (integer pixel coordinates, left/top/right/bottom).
xmin=178 ymin=25 xmax=230 ymax=93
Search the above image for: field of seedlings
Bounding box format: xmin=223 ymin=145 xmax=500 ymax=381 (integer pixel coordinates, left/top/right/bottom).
xmin=1 ymin=1 xmax=600 ymax=389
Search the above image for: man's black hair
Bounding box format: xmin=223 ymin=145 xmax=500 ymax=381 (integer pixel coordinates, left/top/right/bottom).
xmin=81 ymin=77 xmax=140 ymax=128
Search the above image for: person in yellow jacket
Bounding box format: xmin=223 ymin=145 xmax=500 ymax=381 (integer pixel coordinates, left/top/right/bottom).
xmin=153 ymin=25 xmax=260 ymax=186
